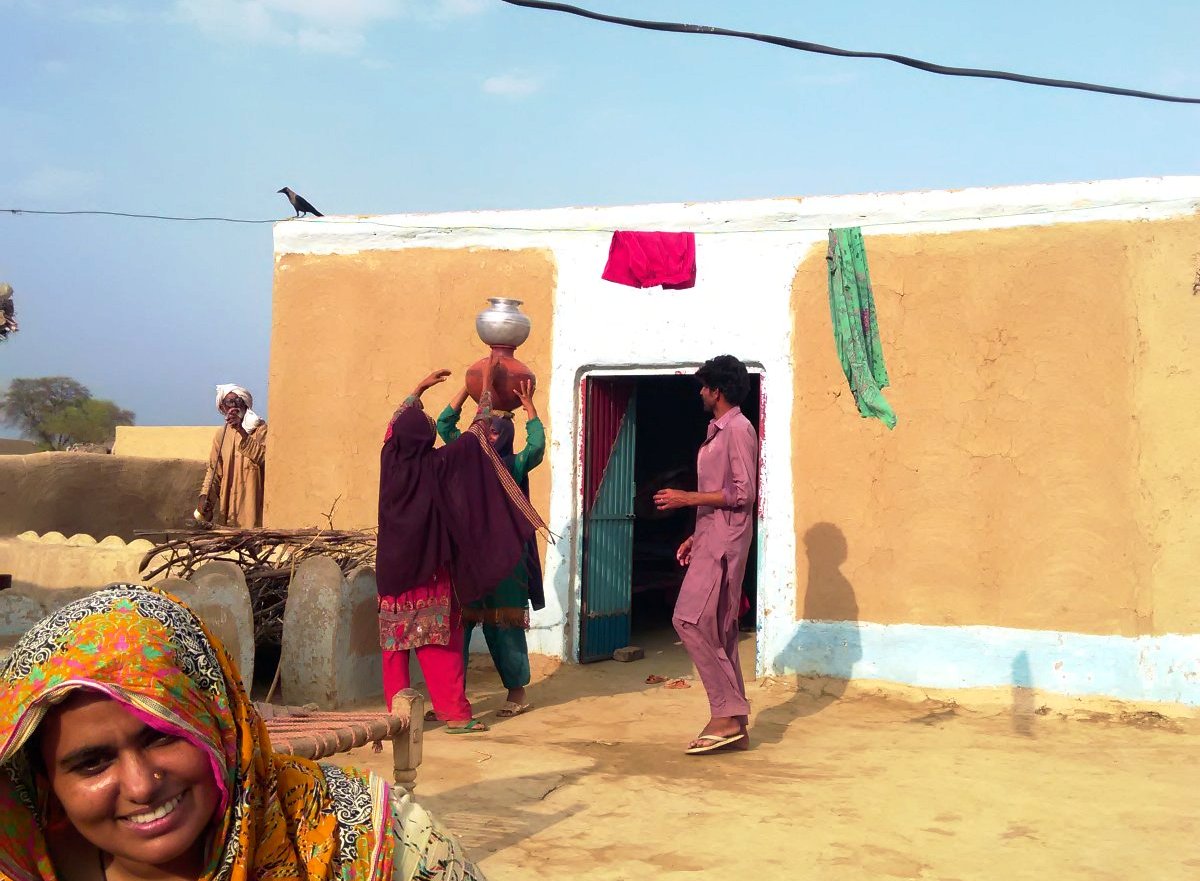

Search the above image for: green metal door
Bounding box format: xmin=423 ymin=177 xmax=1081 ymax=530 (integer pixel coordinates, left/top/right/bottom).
xmin=579 ymin=378 xmax=636 ymax=663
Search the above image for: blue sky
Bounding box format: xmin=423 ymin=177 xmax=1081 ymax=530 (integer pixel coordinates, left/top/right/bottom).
xmin=2 ymin=0 xmax=1198 ymax=430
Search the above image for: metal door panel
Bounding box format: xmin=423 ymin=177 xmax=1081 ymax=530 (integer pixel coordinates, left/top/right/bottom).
xmin=579 ymin=379 xmax=636 ymax=662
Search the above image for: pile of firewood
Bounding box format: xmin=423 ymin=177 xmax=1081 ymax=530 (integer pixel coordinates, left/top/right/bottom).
xmin=137 ymin=527 xmax=376 ymax=645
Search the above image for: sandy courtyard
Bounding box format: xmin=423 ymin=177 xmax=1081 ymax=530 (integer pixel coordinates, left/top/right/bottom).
xmin=331 ymin=633 xmax=1200 ymax=880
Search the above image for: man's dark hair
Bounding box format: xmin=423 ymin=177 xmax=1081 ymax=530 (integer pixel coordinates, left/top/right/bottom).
xmin=696 ymin=355 xmax=751 ymax=406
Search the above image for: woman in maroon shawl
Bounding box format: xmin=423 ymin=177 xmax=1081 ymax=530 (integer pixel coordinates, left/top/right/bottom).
xmin=377 ymin=367 xmax=545 ymax=733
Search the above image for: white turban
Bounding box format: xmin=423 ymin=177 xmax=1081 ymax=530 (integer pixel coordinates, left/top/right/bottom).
xmin=215 ymin=384 xmax=263 ymax=431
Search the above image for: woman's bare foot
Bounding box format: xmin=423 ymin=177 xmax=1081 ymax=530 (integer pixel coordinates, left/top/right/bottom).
xmin=506 ymin=686 xmax=527 ymax=705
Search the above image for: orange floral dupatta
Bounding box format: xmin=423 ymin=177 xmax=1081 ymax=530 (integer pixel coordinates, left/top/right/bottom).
xmin=0 ymin=584 xmax=394 ymax=881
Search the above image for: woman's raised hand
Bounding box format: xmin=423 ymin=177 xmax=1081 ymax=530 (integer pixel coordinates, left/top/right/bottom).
xmin=418 ymin=369 xmax=452 ymax=392
xmin=516 ymin=379 xmax=537 ymax=418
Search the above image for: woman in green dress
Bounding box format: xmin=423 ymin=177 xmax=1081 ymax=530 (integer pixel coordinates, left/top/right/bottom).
xmin=437 ymin=379 xmax=544 ymax=716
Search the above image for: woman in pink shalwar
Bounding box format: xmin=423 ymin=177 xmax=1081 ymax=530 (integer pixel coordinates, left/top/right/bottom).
xmin=376 ymin=367 xmax=545 ymax=734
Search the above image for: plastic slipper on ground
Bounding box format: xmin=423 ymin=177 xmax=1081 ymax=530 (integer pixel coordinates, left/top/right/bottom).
xmin=496 ymin=702 xmax=532 ymax=718
xmin=423 ymin=709 xmax=437 ymax=723
xmin=685 ymin=732 xmax=746 ymax=755
xmin=446 ymin=719 xmax=488 ymax=734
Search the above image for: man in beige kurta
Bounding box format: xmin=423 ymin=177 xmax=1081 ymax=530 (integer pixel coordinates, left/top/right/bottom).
xmin=198 ymin=384 xmax=267 ymax=527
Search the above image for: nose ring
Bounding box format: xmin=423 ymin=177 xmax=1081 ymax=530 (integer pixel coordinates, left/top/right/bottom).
xmin=153 ymin=771 xmax=164 ymax=780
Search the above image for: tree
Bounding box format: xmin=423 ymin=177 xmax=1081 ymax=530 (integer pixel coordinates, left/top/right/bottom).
xmin=1 ymin=377 xmax=90 ymax=446
xmin=42 ymin=398 xmax=135 ymax=449
xmin=1 ymin=377 xmax=134 ymax=450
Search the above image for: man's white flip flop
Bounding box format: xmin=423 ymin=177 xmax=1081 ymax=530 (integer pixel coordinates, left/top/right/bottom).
xmin=685 ymin=732 xmax=746 ymax=755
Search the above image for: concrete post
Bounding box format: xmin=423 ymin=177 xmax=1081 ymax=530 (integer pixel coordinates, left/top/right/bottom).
xmin=0 ymin=592 xmax=50 ymax=664
xmin=281 ymin=557 xmax=383 ymax=708
xmin=159 ymin=561 xmax=255 ymax=693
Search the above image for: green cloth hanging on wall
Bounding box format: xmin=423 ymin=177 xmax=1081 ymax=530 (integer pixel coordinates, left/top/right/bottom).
xmin=826 ymin=227 xmax=897 ymax=429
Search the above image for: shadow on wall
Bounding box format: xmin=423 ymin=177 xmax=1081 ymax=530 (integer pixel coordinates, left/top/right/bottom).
xmin=755 ymin=523 xmax=862 ymax=744
xmin=1011 ymin=650 xmax=1036 ymax=737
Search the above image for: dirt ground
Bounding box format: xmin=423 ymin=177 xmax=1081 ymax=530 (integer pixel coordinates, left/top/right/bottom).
xmin=332 ymin=632 xmax=1200 ymax=880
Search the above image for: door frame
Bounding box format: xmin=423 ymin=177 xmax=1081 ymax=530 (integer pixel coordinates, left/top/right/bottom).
xmin=571 ymin=364 xmax=767 ymax=663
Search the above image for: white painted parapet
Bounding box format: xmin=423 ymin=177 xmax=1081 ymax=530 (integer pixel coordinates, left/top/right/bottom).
xmin=0 ymin=537 xmax=257 ymax=692
xmin=0 ymin=531 xmax=154 ymax=593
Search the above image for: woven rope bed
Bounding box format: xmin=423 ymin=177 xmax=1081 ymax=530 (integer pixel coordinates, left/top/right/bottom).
xmin=255 ymin=688 xmax=425 ymax=793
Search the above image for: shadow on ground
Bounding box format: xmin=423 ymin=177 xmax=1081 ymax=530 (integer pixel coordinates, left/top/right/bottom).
xmin=418 ymin=769 xmax=586 ymax=857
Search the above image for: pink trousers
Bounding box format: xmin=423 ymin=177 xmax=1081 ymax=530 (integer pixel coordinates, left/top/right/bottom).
xmin=673 ymin=563 xmax=750 ymax=725
xmin=382 ymin=627 xmax=472 ymax=722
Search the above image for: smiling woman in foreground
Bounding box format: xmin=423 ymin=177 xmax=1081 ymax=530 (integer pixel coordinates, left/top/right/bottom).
xmin=0 ymin=584 xmax=485 ymax=881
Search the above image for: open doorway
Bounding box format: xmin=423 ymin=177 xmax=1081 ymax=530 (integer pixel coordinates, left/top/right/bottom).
xmin=578 ymin=371 xmax=762 ymax=662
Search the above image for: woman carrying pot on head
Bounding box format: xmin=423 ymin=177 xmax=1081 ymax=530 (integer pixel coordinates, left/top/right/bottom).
xmin=376 ymin=361 xmax=547 ymax=734
xmin=0 ymin=584 xmax=485 ymax=881
xmin=437 ymin=379 xmax=544 ymax=718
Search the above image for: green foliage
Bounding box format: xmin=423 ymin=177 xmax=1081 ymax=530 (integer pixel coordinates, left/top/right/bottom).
xmin=42 ymin=398 xmax=135 ymax=448
xmin=1 ymin=376 xmax=135 ymax=450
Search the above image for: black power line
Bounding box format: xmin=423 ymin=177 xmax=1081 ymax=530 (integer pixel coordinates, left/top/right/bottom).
xmin=0 ymin=208 xmax=275 ymax=224
xmin=497 ymin=0 xmax=1200 ymax=105
xmin=6 ymin=195 xmax=1198 ymax=233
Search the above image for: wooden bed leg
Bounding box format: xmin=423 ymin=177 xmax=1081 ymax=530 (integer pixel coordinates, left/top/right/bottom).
xmin=391 ymin=688 xmax=423 ymax=795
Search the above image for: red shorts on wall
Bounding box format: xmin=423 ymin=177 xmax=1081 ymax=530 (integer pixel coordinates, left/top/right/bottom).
xmin=601 ymin=230 xmax=696 ymax=290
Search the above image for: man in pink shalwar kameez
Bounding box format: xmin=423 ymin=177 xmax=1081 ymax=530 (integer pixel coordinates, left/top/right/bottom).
xmin=655 ymin=355 xmax=758 ymax=755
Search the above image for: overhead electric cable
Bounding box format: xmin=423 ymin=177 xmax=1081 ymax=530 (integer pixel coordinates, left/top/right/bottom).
xmin=497 ymin=0 xmax=1200 ymax=105
xmin=5 ymin=195 xmax=1197 ymax=234
xmin=0 ymin=208 xmax=275 ymax=223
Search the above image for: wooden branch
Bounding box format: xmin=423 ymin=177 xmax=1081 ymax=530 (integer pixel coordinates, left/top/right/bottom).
xmin=134 ymin=527 xmax=377 ymax=646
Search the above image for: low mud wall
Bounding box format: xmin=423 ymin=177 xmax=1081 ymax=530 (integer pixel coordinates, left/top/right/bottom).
xmin=0 ymin=453 xmax=205 ymax=540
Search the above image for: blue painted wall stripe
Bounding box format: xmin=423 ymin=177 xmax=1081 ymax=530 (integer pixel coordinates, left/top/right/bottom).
xmin=766 ymin=620 xmax=1200 ymax=706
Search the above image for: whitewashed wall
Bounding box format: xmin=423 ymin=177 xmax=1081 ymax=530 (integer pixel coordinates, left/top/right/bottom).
xmin=277 ymin=177 xmax=1200 ymax=703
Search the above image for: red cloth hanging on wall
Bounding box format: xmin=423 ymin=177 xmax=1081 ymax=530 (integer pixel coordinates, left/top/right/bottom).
xmin=601 ymin=230 xmax=697 ymax=290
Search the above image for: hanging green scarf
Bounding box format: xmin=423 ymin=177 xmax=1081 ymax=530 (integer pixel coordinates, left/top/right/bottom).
xmin=826 ymin=227 xmax=897 ymax=429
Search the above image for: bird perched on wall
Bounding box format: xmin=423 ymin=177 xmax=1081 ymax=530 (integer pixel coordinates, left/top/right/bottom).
xmin=277 ymin=187 xmax=323 ymax=217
